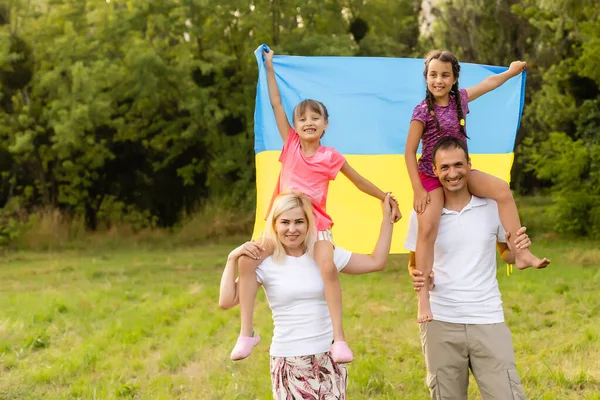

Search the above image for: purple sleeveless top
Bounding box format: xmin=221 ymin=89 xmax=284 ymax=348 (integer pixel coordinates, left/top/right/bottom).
xmin=411 ymin=88 xmax=470 ymax=177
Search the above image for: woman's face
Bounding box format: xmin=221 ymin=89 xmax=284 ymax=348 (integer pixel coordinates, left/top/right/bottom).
xmin=275 ymin=206 xmax=308 ymax=252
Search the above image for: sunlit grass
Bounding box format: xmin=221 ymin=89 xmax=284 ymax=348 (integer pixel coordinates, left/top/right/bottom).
xmin=0 ymin=237 xmax=599 ymax=399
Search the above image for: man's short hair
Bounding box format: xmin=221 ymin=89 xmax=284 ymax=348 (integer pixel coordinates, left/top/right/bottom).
xmin=432 ymin=136 xmax=469 ymax=165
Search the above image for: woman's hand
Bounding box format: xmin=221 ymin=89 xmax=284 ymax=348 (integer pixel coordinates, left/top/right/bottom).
xmin=381 ymin=192 xmax=393 ymax=219
xmin=413 ymin=186 xmax=430 ymax=214
xmin=229 ymin=241 xmax=265 ymax=261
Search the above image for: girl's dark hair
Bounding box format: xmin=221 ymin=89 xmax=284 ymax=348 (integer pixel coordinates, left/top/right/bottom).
xmin=423 ymin=50 xmax=467 ymax=138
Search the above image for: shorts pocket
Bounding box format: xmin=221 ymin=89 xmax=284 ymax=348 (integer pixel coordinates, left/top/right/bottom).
xmin=427 ymin=373 xmax=441 ymax=400
xmin=508 ymin=369 xmax=526 ymax=400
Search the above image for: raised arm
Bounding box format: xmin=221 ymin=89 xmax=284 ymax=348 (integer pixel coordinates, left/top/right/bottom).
xmin=264 ymin=49 xmax=292 ymax=142
xmin=342 ymin=194 xmax=394 ymax=275
xmin=466 ymin=61 xmax=526 ymax=102
xmin=219 ymin=242 xmax=263 ymax=309
xmin=339 ymin=161 xmax=402 ymax=222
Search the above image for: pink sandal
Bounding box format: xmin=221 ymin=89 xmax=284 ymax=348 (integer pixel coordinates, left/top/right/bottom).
xmin=330 ymin=341 xmax=353 ymax=363
xmin=230 ymin=332 xmax=261 ymax=361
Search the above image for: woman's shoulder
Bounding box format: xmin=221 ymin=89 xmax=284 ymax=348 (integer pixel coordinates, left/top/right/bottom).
xmin=256 ymin=255 xmax=277 ymax=270
xmin=255 ymin=255 xmax=277 ymax=284
xmin=257 ymin=253 xmax=312 ymax=270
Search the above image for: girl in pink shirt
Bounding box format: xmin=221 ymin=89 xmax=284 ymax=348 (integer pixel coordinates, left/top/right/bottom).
xmin=405 ymin=50 xmax=550 ymax=324
xmin=230 ymin=48 xmax=402 ymax=363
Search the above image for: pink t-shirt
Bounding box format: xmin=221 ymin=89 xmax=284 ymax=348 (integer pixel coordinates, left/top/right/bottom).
xmin=267 ymin=128 xmax=346 ymax=231
xmin=411 ymin=88 xmax=470 ymax=177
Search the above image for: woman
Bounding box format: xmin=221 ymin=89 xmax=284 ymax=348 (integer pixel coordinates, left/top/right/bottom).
xmin=219 ymin=191 xmax=395 ymax=399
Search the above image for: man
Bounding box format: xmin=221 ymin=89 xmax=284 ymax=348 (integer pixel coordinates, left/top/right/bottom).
xmin=405 ymin=136 xmax=550 ymax=399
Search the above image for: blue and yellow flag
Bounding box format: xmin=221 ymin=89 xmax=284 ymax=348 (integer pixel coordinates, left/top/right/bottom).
xmin=252 ymin=45 xmax=525 ymax=254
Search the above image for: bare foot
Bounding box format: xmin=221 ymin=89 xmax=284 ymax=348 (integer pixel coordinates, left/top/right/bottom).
xmin=534 ymin=257 xmax=551 ymax=269
xmin=417 ymin=291 xmax=433 ymax=323
xmin=515 ymin=248 xmax=550 ymax=270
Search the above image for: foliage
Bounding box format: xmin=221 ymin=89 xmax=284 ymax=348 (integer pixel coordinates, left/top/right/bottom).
xmin=0 ymin=197 xmax=27 ymax=246
xmin=0 ymin=0 xmax=419 ymax=234
xmin=524 ymin=132 xmax=600 ymax=237
xmin=0 ymin=0 xmax=598 ymax=239
xmin=514 ymin=1 xmax=600 ymax=236
xmin=423 ymin=0 xmax=600 ymax=237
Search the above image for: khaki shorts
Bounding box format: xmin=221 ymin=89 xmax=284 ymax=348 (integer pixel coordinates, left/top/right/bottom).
xmin=420 ymin=320 xmax=526 ymax=400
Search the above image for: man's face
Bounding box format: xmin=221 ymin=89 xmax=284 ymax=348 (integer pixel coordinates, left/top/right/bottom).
xmin=433 ymin=146 xmax=471 ymax=193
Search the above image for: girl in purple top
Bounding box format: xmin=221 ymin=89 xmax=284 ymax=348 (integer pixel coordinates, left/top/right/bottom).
xmin=405 ymin=50 xmax=550 ymax=323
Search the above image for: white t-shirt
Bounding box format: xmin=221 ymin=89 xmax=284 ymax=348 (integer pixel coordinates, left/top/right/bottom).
xmin=404 ymin=196 xmax=507 ymax=324
xmin=255 ymin=247 xmax=352 ymax=357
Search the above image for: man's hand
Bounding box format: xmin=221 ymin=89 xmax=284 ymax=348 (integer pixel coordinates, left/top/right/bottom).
xmin=507 ymin=226 xmax=531 ymax=250
xmin=409 ymin=269 xmax=434 ymax=292
xmin=505 ymin=226 xmax=550 ymax=269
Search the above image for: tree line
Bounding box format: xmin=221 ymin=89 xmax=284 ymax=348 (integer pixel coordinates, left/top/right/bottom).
xmin=1 ymin=0 xmax=598 ymax=239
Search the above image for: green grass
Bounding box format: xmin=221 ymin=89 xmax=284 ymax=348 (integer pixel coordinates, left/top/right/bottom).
xmin=1 ymin=238 xmax=599 ymax=399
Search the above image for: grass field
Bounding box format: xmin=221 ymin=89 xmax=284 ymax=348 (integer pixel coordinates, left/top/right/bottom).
xmin=1 ymin=235 xmax=600 ymax=399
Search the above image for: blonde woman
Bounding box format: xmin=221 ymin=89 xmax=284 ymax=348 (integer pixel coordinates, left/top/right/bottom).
xmin=219 ymin=191 xmax=395 ymax=398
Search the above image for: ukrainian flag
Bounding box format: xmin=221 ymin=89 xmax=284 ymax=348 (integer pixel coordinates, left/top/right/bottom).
xmin=252 ymin=46 xmax=525 ymax=254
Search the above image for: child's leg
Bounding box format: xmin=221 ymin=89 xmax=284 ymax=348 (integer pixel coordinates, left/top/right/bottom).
xmin=238 ymin=256 xmax=262 ymax=337
xmin=231 ymin=240 xmax=274 ymax=361
xmin=314 ymin=239 xmax=352 ymax=363
xmin=315 ymin=240 xmax=343 ymax=341
xmin=468 ymin=171 xmax=549 ymax=269
xmin=415 ymin=187 xmax=444 ymax=323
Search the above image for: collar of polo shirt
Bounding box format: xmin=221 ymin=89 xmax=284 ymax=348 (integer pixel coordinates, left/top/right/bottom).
xmin=442 ymin=195 xmax=487 ymax=215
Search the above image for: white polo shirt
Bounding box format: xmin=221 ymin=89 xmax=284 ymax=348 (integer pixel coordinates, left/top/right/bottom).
xmin=256 ymin=247 xmax=352 ymax=357
xmin=404 ymin=196 xmax=506 ymax=324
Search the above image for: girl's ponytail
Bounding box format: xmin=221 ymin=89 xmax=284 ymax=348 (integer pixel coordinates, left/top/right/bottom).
xmin=425 ymin=88 xmax=441 ymax=133
xmin=453 ymin=84 xmax=468 ymax=138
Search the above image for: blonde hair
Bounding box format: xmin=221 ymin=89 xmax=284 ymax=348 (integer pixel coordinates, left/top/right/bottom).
xmin=263 ymin=191 xmax=316 ymax=263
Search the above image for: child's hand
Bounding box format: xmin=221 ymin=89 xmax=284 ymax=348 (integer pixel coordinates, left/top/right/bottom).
xmin=381 ymin=193 xmax=393 ymax=220
xmin=390 ymin=198 xmax=402 ymax=223
xmin=413 ymin=187 xmax=430 ymax=214
xmin=263 ymin=49 xmax=274 ymax=69
xmin=508 ymin=60 xmax=527 ymax=77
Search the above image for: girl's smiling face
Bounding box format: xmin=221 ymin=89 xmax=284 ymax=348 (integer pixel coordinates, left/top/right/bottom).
xmin=426 ymin=59 xmax=457 ymax=101
xmin=294 ymin=109 xmax=328 ymax=142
